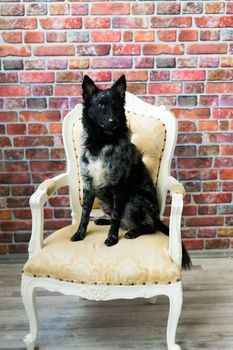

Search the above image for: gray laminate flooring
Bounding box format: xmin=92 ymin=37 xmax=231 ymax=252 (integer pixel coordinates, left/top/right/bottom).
xmin=0 ymin=258 xmax=233 ymax=350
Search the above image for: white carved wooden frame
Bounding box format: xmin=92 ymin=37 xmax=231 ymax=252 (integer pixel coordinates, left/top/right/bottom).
xmin=21 ymin=92 xmax=184 ymax=350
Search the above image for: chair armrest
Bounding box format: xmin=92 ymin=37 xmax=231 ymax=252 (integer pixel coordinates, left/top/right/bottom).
xmin=167 ymin=176 xmax=185 ymax=268
xmin=28 ymin=173 xmax=69 ymax=258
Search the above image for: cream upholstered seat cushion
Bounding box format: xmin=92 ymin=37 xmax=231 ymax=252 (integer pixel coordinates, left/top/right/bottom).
xmin=23 ymin=221 xmax=181 ymax=285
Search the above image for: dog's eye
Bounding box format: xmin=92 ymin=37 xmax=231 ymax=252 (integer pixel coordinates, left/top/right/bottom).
xmin=98 ymin=103 xmax=105 ymax=109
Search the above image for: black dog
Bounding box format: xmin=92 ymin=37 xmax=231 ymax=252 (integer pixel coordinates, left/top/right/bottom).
xmin=71 ymin=75 xmax=191 ymax=269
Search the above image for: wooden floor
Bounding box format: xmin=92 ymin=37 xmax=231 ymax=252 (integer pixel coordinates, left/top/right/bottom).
xmin=0 ymin=258 xmax=233 ymax=350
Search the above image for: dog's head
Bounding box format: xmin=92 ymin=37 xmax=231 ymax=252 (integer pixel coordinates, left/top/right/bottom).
xmin=81 ymin=75 xmax=127 ymax=134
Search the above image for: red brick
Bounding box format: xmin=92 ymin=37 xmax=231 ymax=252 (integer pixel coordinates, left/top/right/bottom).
xmin=91 ymin=31 xmax=121 ymax=42
xmin=20 ymin=111 xmax=60 ymax=122
xmin=208 ymin=69 xmax=233 ymax=81
xmin=221 ymin=145 xmax=233 ymax=156
xmin=183 ymin=3 xmax=203 ymax=14
xmin=49 ymin=124 xmax=62 ymax=134
xmin=55 ymin=84 xmax=82 ymax=96
xmin=77 ymin=44 xmax=110 ymax=56
xmin=49 ymin=98 xmax=69 ymax=109
xmin=179 ymin=29 xmax=198 ymax=41
xmin=91 ymin=57 xmax=132 ymax=69
xmin=195 ymin=16 xmax=233 ymax=28
xmin=205 ymin=239 xmax=229 ymax=249
xmin=14 ymin=136 xmax=54 ymax=147
xmin=55 ymin=71 xmax=81 ymax=83
xmin=27 ymin=3 xmax=47 ymax=16
xmin=157 ymin=30 xmax=176 ymax=42
xmin=127 ymin=84 xmax=146 ymax=95
xmin=200 ymin=30 xmax=220 ymax=41
xmin=172 ymin=108 xmax=209 ymax=119
xmin=47 ymin=59 xmax=67 ymax=70
xmin=28 ymin=124 xmax=48 ymax=135
xmin=0 ymin=86 xmax=30 ymax=97
xmin=0 ymin=45 xmax=31 ymax=57
xmin=49 ymin=196 xmax=70 ymax=207
xmin=30 ymin=161 xmax=65 ymax=172
xmin=135 ymin=31 xmax=155 ymax=42
xmin=24 ymin=31 xmax=44 ymax=43
xmin=200 ymin=96 xmax=219 ymax=107
xmin=198 ymin=121 xmax=218 ymax=131
xmin=185 ymin=83 xmax=204 ymax=94
xmin=0 ymin=245 xmax=7 ymax=254
xmin=47 ymin=32 xmax=66 ymax=43
xmin=91 ymin=2 xmax=130 ymax=15
xmin=49 ymin=3 xmax=69 ymax=15
xmin=6 ymin=124 xmax=26 ymax=135
xmin=143 ymin=43 xmax=184 ymax=55
xmin=1 ymin=3 xmax=24 ymax=16
xmin=84 ymin=17 xmax=110 ymax=29
xmin=207 ymin=83 xmax=233 ymax=94
xmin=172 ymin=70 xmax=205 ymax=81
xmin=186 ymin=216 xmax=224 ymax=227
xmin=205 ymin=3 xmax=225 ymax=14
xmin=183 ymin=239 xmax=204 ymax=250
xmin=149 ymin=83 xmax=182 ymax=94
xmin=0 ymin=136 xmax=11 ymax=147
xmin=213 ymin=108 xmax=233 ymax=119
xmin=218 ymin=228 xmax=233 ymax=237
xmin=113 ymin=71 xmax=147 ymax=82
xmin=198 ymin=206 xmax=217 ymax=215
xmin=71 ymin=4 xmax=88 ymax=15
xmin=0 ymin=18 xmax=36 ymax=30
xmin=32 ymin=85 xmax=53 ymax=96
xmin=26 ymin=149 xmax=49 ymax=160
xmin=123 ymin=31 xmax=133 ymax=42
xmin=84 ymin=71 xmax=111 ymax=82
xmin=113 ymin=17 xmax=148 ymax=28
xmin=227 ymin=3 xmax=233 ymax=14
xmin=220 ymin=170 xmax=233 ymax=181
xmin=157 ymin=3 xmax=180 ymax=14
xmin=151 ymin=16 xmax=192 ymax=28
xmin=12 ymin=185 xmax=35 ymax=197
xmin=198 ymin=228 xmax=217 ymax=238
xmin=25 ymin=59 xmax=46 ymax=70
xmin=132 ymin=3 xmax=154 ymax=15
xmin=199 ymin=146 xmax=219 ymax=157
xmin=4 ymin=149 xmax=24 ymax=160
xmin=200 ymin=57 xmax=219 ymax=68
xmin=113 ymin=44 xmax=140 ymax=56
xmin=150 ymin=71 xmax=170 ymax=81
xmin=20 ymin=72 xmax=54 ymax=83
xmin=40 ymin=17 xmax=82 ymax=29
xmin=0 ymin=173 xmax=30 ymax=184
xmin=187 ymin=43 xmax=227 ymax=54
xmin=134 ymin=58 xmax=154 ymax=68
xmin=178 ymin=158 xmax=212 ymax=169
xmin=2 ymin=32 xmax=22 ymax=43
xmin=9 ymin=244 xmax=28 ymax=254
xmin=194 ymin=193 xmax=232 ymax=204
xmin=0 ymin=161 xmax=28 ymax=173
xmin=34 ymin=45 xmax=75 ymax=56
xmin=0 ymin=73 xmax=18 ymax=83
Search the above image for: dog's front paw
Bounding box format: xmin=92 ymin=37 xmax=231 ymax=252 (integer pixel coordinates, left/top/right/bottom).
xmin=104 ymin=236 xmax=118 ymax=247
xmin=71 ymin=230 xmax=85 ymax=242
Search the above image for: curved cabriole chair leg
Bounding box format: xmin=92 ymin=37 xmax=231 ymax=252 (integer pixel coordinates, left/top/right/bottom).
xmin=21 ymin=277 xmax=39 ymax=350
xmin=167 ymin=284 xmax=183 ymax=350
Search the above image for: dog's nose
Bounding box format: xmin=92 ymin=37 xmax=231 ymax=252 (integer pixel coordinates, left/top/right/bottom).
xmin=108 ymin=119 xmax=116 ymax=127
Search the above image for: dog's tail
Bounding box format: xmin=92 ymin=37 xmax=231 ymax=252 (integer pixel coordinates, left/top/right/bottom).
xmin=157 ymin=220 xmax=192 ymax=270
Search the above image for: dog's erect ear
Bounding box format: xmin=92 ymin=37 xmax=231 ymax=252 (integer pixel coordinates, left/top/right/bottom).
xmin=112 ymin=75 xmax=126 ymax=98
xmin=82 ymin=75 xmax=97 ymax=102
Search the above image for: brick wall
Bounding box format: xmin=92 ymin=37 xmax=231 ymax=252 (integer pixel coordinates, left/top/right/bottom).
xmin=0 ymin=1 xmax=233 ymax=255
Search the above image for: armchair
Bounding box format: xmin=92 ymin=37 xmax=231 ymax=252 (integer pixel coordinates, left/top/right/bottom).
xmin=21 ymin=92 xmax=186 ymax=350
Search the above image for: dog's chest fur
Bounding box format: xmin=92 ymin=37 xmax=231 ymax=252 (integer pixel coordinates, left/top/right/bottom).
xmin=87 ymin=156 xmax=107 ymax=188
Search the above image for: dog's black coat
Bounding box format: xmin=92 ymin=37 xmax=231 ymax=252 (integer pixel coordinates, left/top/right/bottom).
xmin=71 ymin=75 xmax=191 ymax=270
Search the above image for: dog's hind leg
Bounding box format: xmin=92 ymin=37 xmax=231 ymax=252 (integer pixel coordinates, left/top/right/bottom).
xmin=125 ymin=226 xmax=155 ymax=239
xmin=95 ymin=217 xmax=111 ymax=225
